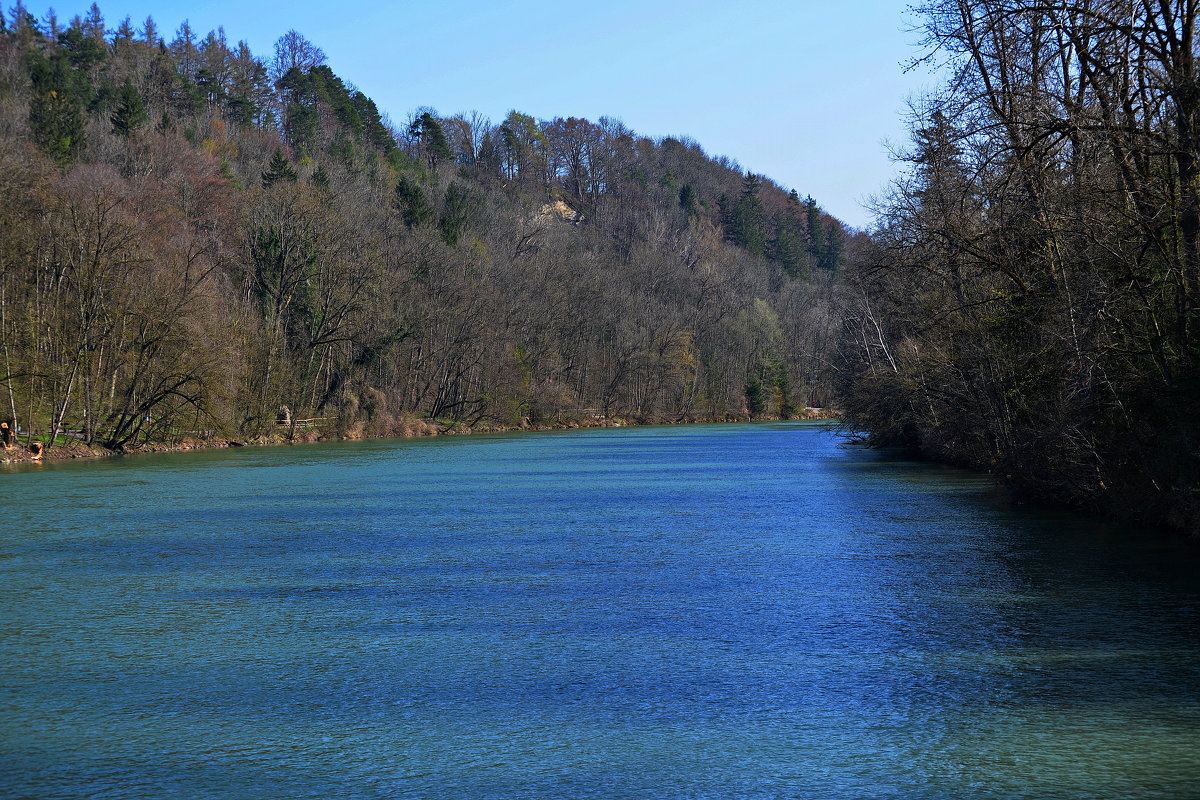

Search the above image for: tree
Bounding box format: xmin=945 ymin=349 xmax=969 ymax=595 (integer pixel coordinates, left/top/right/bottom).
xmin=0 ymin=11 xmax=840 ymax=451
xmin=30 ymin=89 xmax=85 ymax=165
xmin=805 ymin=196 xmax=823 ymax=258
xmin=439 ymin=182 xmax=473 ymax=246
xmin=498 ymin=110 xmax=547 ymax=182
xmin=112 ymin=15 xmax=135 ymax=44
xmin=395 ymin=176 xmax=433 ymax=228
xmin=80 ymin=2 xmax=103 ymax=40
xmin=409 ymin=111 xmax=453 ymax=170
xmin=840 ymin=0 xmax=1200 ymax=532
xmin=679 ymin=183 xmax=697 ymax=216
xmin=544 ymin=116 xmax=604 ymax=201
xmin=197 ymin=27 xmax=231 ymax=105
xmin=226 ymin=40 xmax=270 ymax=126
xmin=170 ymin=20 xmax=199 ymax=81
xmin=818 ymin=219 xmax=844 ymax=272
xmin=110 ymin=79 xmax=147 ymax=136
xmin=772 ymin=190 xmax=810 ymax=278
xmin=141 ymin=15 xmax=159 ymax=45
xmin=262 ymin=149 xmax=297 ymax=187
xmin=270 ymin=29 xmax=324 ymax=86
xmin=726 ymin=172 xmax=766 ymax=258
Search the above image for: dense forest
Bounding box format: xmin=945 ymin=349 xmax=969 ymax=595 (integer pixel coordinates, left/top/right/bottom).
xmin=0 ymin=2 xmax=850 ymax=451
xmin=6 ymin=1 xmax=1196 ymax=535
xmin=839 ymin=0 xmax=1200 ymax=533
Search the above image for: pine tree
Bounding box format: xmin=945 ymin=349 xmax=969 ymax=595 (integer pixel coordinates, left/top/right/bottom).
xmin=409 ymin=112 xmax=453 ymax=170
xmin=111 ymin=79 xmax=147 ymax=136
xmin=141 ymin=16 xmax=159 ymax=45
xmin=771 ymin=190 xmax=810 ymax=279
xmin=727 ymin=172 xmax=766 ymax=258
xmin=262 ymin=149 xmax=297 ymax=187
xmin=439 ymin=182 xmax=472 ymax=246
xmin=29 ymin=89 xmax=85 ymax=165
xmin=819 ymin=218 xmax=844 ymax=272
xmin=805 ymin=195 xmax=823 ymax=260
xmin=679 ymin=183 xmax=697 ymax=216
xmin=773 ymin=358 xmax=795 ymax=419
xmin=395 ymin=176 xmax=433 ymax=228
xmin=745 ymin=374 xmax=766 ymax=416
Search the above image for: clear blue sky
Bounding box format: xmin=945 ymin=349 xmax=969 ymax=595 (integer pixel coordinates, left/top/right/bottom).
xmin=33 ymin=1 xmax=941 ymax=230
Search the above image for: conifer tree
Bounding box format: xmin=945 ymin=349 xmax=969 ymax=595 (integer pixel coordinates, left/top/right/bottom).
xmin=819 ymin=219 xmax=844 ymax=272
xmin=30 ymin=89 xmax=85 ymax=164
xmin=111 ymin=78 xmax=147 ymax=136
xmin=745 ymin=374 xmax=766 ymax=416
xmin=805 ymin=195 xmax=823 ymax=259
xmin=262 ymin=149 xmax=297 ymax=187
xmin=410 ymin=112 xmax=453 ymax=170
xmin=727 ymin=173 xmax=766 ymax=258
xmin=439 ymin=182 xmax=472 ymax=246
xmin=679 ymin=183 xmax=697 ymax=216
xmin=141 ymin=16 xmax=158 ymax=45
xmin=395 ymin=176 xmax=433 ymax=228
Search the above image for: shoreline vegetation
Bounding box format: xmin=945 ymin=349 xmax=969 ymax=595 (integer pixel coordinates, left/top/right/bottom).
xmin=0 ymin=408 xmax=840 ymax=465
xmin=0 ymin=7 xmax=850 ymax=477
xmin=836 ymin=2 xmax=1200 ymax=537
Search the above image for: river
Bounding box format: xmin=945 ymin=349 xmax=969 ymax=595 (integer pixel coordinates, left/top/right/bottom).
xmin=1 ymin=422 xmax=1197 ymax=799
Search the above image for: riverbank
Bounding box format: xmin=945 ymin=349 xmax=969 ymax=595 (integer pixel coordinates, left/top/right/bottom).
xmin=0 ymin=408 xmax=840 ymax=465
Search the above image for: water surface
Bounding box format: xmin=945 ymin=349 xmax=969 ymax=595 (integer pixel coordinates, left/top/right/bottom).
xmin=2 ymin=423 xmax=1198 ymax=799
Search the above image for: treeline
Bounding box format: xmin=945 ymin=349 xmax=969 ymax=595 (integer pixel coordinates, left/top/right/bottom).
xmin=838 ymin=0 xmax=1200 ymax=532
xmin=0 ymin=3 xmax=851 ymax=450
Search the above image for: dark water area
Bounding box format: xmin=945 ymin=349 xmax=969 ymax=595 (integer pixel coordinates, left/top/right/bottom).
xmin=1 ymin=422 xmax=1198 ymax=799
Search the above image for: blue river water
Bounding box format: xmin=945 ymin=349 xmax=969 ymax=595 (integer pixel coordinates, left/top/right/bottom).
xmin=1 ymin=422 xmax=1198 ymax=799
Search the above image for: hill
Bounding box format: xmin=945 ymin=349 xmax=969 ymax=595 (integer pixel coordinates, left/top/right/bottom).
xmin=0 ymin=3 xmax=852 ymax=451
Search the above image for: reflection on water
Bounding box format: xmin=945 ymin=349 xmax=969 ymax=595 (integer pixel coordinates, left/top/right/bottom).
xmin=1 ymin=423 xmax=1197 ymax=799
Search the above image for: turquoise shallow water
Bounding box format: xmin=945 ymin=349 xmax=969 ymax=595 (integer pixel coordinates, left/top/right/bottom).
xmin=1 ymin=422 xmax=1198 ymax=799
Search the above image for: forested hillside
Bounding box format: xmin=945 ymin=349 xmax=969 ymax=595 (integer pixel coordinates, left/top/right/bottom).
xmin=838 ymin=0 xmax=1200 ymax=533
xmin=0 ymin=3 xmax=850 ymax=450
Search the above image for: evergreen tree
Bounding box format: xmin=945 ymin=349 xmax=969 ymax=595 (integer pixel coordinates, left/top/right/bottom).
xmin=226 ymin=40 xmax=268 ymax=127
xmin=29 ymin=89 xmax=85 ymax=164
xmin=310 ymin=165 xmax=330 ymax=189
xmin=395 ymin=176 xmax=433 ymax=228
xmin=679 ymin=183 xmax=697 ymax=216
xmin=111 ymin=79 xmax=147 ymax=136
xmin=262 ymin=149 xmax=297 ymax=187
xmin=773 ymin=358 xmax=795 ymax=419
xmin=805 ymin=195 xmax=823 ymax=259
xmin=745 ymin=374 xmax=766 ymax=416
xmin=772 ymin=225 xmax=808 ymax=279
xmin=352 ymin=92 xmax=395 ymax=154
xmin=279 ymin=66 xmax=319 ymax=152
xmin=439 ymin=182 xmax=472 ymax=246
xmin=727 ymin=172 xmax=766 ymax=258
xmin=819 ymin=218 xmax=844 ymax=272
xmin=771 ymin=190 xmax=810 ymax=279
xmin=410 ymin=111 xmax=453 ymax=170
